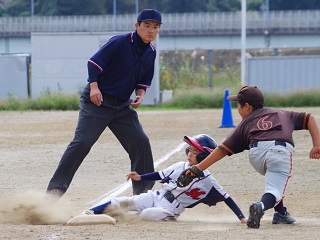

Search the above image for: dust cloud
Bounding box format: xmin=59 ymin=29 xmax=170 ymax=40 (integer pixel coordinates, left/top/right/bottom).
xmin=0 ymin=190 xmax=82 ymax=225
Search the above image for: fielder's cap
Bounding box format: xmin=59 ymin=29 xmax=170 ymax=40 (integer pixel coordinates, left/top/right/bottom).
xmin=137 ymin=9 xmax=162 ymax=24
xmin=227 ymin=85 xmax=264 ymax=107
xmin=184 ymin=134 xmax=217 ymax=153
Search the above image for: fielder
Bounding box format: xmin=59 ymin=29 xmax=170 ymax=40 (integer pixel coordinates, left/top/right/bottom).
xmin=81 ymin=134 xmax=247 ymax=223
xmin=178 ymin=86 xmax=320 ymax=229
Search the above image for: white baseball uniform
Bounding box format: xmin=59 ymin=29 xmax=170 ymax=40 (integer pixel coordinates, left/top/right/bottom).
xmin=94 ymin=161 xmax=244 ymax=221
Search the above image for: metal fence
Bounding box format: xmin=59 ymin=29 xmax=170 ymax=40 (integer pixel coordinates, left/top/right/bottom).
xmin=0 ymin=10 xmax=320 ymax=37
xmin=247 ymin=55 xmax=320 ymax=94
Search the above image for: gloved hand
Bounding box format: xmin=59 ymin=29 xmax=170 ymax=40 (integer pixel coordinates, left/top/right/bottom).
xmin=176 ymin=166 xmax=204 ymax=187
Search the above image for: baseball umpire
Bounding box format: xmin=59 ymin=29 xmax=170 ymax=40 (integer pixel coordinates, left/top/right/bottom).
xmin=46 ymin=9 xmax=162 ymax=198
xmin=178 ymin=86 xmax=320 ymax=228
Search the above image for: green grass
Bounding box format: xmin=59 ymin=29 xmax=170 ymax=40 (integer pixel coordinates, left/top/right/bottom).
xmin=0 ymin=92 xmax=80 ymax=111
xmin=152 ymin=88 xmax=320 ymax=110
xmin=263 ymin=91 xmax=320 ymax=108
xmin=1 ymin=87 xmax=320 ymax=111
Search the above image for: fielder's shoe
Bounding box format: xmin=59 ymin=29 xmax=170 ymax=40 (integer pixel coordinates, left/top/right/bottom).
xmin=272 ymin=209 xmax=296 ymax=224
xmin=247 ymin=202 xmax=264 ymax=229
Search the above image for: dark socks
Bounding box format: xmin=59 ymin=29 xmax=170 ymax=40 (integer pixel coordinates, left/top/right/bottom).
xmin=260 ymin=193 xmax=286 ymax=215
xmin=261 ymin=193 xmax=276 ymax=211
xmin=274 ymin=200 xmax=286 ymax=215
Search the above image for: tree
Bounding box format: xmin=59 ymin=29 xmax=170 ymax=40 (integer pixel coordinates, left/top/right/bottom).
xmin=1 ymin=0 xmax=320 ymax=17
xmin=270 ymin=0 xmax=320 ymax=10
xmin=57 ymin=0 xmax=106 ymax=16
xmin=37 ymin=0 xmax=58 ymax=16
xmin=1 ymin=0 xmax=30 ymax=16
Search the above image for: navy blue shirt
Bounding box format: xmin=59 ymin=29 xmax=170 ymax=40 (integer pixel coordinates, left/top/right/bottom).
xmin=87 ymin=31 xmax=156 ymax=101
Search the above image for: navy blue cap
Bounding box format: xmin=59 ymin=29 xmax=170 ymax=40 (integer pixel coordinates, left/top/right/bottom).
xmin=137 ymin=9 xmax=162 ymax=24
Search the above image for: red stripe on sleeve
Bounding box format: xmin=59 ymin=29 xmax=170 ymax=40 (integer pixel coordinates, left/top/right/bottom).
xmin=88 ymin=60 xmax=103 ymax=72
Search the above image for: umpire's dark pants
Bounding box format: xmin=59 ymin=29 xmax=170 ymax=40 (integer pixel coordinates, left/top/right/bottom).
xmin=47 ymin=93 xmax=155 ymax=196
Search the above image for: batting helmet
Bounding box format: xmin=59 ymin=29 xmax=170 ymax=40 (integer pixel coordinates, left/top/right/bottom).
xmin=183 ymin=134 xmax=218 ymax=163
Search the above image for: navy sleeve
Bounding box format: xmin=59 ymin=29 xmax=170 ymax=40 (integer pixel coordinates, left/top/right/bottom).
xmin=140 ymin=172 xmax=161 ymax=181
xmin=87 ymin=61 xmax=102 ymax=83
xmin=224 ymin=197 xmax=245 ymax=220
xmin=87 ymin=35 xmax=122 ymax=83
xmin=135 ymin=48 xmax=156 ymax=91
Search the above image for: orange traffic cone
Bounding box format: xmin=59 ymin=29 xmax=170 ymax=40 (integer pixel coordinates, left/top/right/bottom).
xmin=218 ymin=89 xmax=236 ymax=128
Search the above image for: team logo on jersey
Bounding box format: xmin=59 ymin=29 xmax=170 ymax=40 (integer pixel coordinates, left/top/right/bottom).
xmin=186 ymin=188 xmax=205 ymax=200
xmin=257 ymin=115 xmax=273 ymax=130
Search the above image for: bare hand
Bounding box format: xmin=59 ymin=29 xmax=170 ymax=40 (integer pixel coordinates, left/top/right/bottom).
xmin=309 ymin=146 xmax=320 ymax=159
xmin=240 ymin=218 xmax=247 ymax=223
xmin=130 ymin=95 xmax=142 ymax=109
xmin=90 ymin=84 xmax=103 ymax=106
xmin=126 ymin=172 xmax=141 ymax=181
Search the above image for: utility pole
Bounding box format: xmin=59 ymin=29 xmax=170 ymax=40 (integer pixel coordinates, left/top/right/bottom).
xmin=31 ymin=0 xmax=34 ymax=16
xmin=135 ymin=0 xmax=139 ymax=15
xmin=264 ymin=0 xmax=270 ymax=48
xmin=113 ymin=0 xmax=117 ymax=31
xmin=241 ymin=0 xmax=247 ymax=87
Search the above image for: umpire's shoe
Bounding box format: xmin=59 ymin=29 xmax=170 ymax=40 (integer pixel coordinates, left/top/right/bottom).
xmin=46 ymin=188 xmax=64 ymax=200
xmin=272 ymin=208 xmax=296 ymax=224
xmin=247 ymin=202 xmax=264 ymax=228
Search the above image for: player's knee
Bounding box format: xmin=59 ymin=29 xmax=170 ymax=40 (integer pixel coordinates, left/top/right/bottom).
xmin=140 ymin=208 xmax=161 ymax=221
xmin=140 ymin=207 xmax=173 ymax=222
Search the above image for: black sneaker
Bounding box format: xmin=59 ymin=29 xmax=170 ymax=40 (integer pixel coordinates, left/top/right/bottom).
xmin=247 ymin=202 xmax=264 ymax=229
xmin=272 ymin=210 xmax=296 ymax=224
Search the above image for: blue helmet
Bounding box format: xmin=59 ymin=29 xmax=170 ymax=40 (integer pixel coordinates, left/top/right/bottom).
xmin=183 ymin=134 xmax=218 ymax=163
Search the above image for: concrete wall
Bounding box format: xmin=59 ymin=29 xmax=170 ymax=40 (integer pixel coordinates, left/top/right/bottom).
xmin=0 ymin=54 xmax=30 ymax=99
xmin=2 ymin=33 xmax=320 ymax=53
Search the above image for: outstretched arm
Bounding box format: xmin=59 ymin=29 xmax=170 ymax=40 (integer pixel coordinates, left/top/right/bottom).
xmin=126 ymin=171 xmax=161 ymax=181
xmin=308 ymin=115 xmax=320 ymax=159
xmin=224 ymin=197 xmax=246 ymax=223
xmin=196 ymin=147 xmax=228 ymax=171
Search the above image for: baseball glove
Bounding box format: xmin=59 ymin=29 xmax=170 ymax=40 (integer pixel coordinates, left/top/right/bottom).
xmin=176 ymin=166 xmax=204 ymax=187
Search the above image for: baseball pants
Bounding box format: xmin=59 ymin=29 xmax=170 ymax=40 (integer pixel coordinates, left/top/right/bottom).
xmin=47 ymin=98 xmax=155 ymax=195
xmin=248 ymin=141 xmax=294 ymax=202
xmin=98 ymin=190 xmax=184 ymax=221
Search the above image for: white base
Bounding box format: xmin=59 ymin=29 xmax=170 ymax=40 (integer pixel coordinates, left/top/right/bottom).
xmin=66 ymin=214 xmax=116 ymax=226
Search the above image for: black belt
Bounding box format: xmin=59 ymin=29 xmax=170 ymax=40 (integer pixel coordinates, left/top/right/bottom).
xmin=249 ymin=141 xmax=286 ymax=149
xmin=163 ymin=191 xmax=175 ymax=203
xmin=102 ymin=94 xmax=126 ymax=106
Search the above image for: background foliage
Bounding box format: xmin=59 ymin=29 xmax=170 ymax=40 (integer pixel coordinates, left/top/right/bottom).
xmin=1 ymin=48 xmax=320 ymax=110
xmin=1 ymin=0 xmax=320 ymax=17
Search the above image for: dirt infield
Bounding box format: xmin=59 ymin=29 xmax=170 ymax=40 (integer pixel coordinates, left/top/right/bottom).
xmin=0 ymin=108 xmax=320 ymax=240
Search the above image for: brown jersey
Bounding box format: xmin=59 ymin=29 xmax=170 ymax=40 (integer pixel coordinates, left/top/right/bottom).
xmin=220 ymin=108 xmax=310 ymax=155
